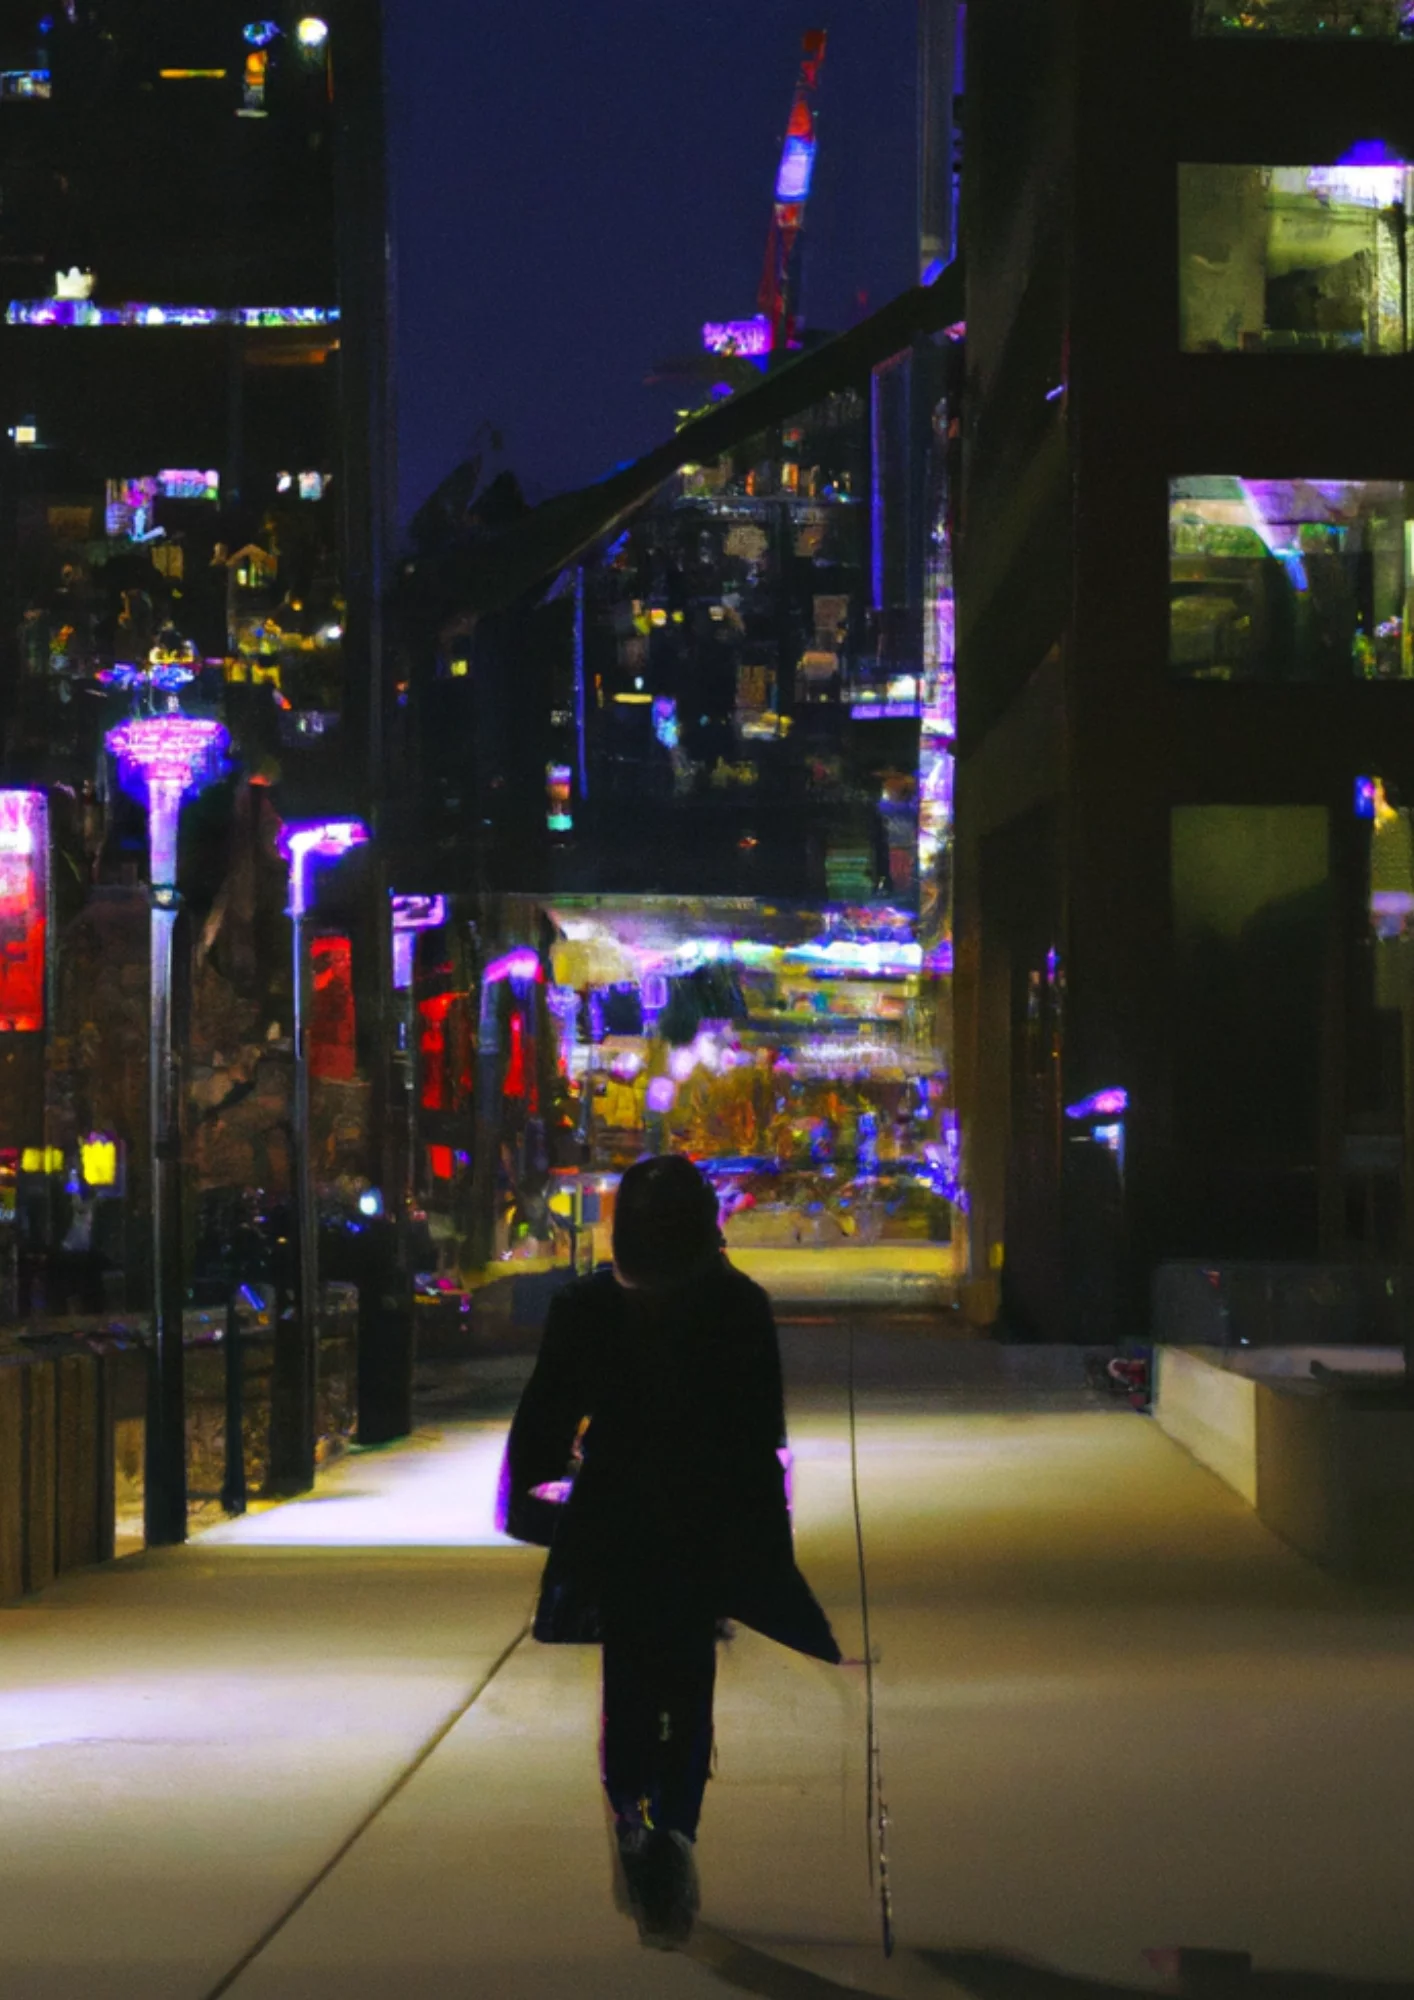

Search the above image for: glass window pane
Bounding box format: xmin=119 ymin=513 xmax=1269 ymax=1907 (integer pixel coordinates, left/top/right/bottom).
xmin=1180 ymin=163 xmax=1412 ymax=354
xmin=1194 ymin=0 xmax=1414 ymax=34
xmin=1170 ymin=476 xmax=1414 ymax=680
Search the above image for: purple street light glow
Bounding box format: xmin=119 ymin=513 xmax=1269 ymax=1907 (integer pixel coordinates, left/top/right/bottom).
xmin=275 ymin=817 xmax=370 ymax=1495
xmin=105 ymin=708 xmax=229 ymax=1544
xmin=1065 ymin=1088 xmax=1130 ymax=1121
xmin=483 ymin=947 xmax=543 ymax=985
xmin=701 ymin=316 xmax=772 ymax=357
xmin=391 ymin=892 xmax=448 ymax=991
xmin=107 ymin=714 xmax=228 ymax=890
xmin=278 ymin=818 xmax=369 ymax=919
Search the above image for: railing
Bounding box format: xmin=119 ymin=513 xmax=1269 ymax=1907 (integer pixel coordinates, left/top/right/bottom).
xmin=0 ymin=1344 xmax=133 ymax=1598
xmin=2 ymin=1283 xmax=361 ymax=1594
xmin=1154 ymin=1261 xmax=1414 ymax=1349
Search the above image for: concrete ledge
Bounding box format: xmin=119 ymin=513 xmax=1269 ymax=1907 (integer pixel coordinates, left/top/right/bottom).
xmin=1156 ymin=1345 xmax=1414 ymax=1580
xmin=1154 ymin=1346 xmax=1258 ymax=1506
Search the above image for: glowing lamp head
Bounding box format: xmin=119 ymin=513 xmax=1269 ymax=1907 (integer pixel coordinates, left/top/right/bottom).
xmin=106 ymin=713 xmax=228 ymax=891
xmin=1065 ymin=1088 xmax=1130 ymax=1122
xmin=278 ymin=817 xmax=369 ymax=918
xmin=482 ymin=947 xmax=542 ymax=986
xmin=295 ymin=15 xmax=329 ymax=48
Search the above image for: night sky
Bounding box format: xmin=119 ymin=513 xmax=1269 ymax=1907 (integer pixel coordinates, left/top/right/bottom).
xmin=386 ymin=2 xmax=919 ymax=530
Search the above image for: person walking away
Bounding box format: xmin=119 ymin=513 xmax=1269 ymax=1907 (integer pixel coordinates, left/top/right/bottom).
xmin=501 ymin=1153 xmax=840 ymax=1950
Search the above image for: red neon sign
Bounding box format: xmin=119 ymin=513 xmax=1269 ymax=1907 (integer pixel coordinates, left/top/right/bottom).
xmin=0 ymin=792 xmax=47 ymax=1032
xmin=309 ymin=934 xmax=355 ymax=1082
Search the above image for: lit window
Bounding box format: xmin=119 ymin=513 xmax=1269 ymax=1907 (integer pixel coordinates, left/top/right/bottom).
xmin=1194 ymin=0 xmax=1414 ymax=33
xmin=1180 ymin=159 xmax=1414 ymax=355
xmin=6 ymin=301 xmax=339 ymax=328
xmin=1 ymin=71 xmax=52 ymax=99
xmin=298 ymin=471 xmax=326 ymax=500
xmin=1170 ymin=476 xmax=1414 ymax=681
xmin=158 ymin=468 xmax=219 ymax=501
xmin=9 ymin=423 xmax=36 ymax=447
xmin=276 ymin=470 xmax=292 ymax=493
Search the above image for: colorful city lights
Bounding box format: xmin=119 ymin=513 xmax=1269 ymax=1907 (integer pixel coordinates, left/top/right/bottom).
xmin=546 ymin=763 xmax=573 ymax=833
xmin=7 ymin=300 xmax=339 ymax=328
xmin=702 ymin=317 xmax=772 ymax=357
xmin=295 ymin=16 xmax=330 ymax=48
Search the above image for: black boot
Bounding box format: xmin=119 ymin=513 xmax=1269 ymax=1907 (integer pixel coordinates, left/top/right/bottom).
xmin=633 ymin=1829 xmax=699 ymax=1950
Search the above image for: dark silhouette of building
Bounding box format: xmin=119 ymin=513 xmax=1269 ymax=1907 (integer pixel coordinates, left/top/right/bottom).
xmin=0 ymin=0 xmax=393 ymax=1253
xmin=953 ymin=0 xmax=1414 ymax=1338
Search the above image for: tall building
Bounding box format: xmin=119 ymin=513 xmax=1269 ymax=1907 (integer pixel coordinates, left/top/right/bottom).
xmin=0 ymin=1 xmax=392 ymax=1295
xmin=953 ymin=0 xmax=1414 ymax=1338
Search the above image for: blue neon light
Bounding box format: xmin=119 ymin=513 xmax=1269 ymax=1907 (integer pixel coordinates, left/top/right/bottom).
xmin=775 ymin=134 xmax=816 ymax=204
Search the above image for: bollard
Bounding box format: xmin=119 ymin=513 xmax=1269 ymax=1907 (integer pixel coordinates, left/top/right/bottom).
xmin=220 ymin=1285 xmax=248 ymax=1516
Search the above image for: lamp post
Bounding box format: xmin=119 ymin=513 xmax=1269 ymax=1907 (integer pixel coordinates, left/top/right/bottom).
xmin=271 ymin=818 xmax=369 ymax=1492
xmin=106 ymin=707 xmax=228 ymax=1547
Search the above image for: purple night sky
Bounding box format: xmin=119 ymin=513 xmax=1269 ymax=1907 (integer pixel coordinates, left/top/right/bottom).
xmin=386 ymin=2 xmax=918 ymax=526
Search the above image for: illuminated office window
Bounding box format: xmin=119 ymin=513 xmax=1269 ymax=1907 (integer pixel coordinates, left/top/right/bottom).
xmin=1194 ymin=0 xmax=1414 ymax=30
xmin=1180 ymin=160 xmax=1414 ymax=354
xmin=1170 ymin=476 xmax=1414 ymax=680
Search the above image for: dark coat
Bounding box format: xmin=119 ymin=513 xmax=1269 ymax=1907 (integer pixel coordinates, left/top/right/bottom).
xmin=501 ymin=1257 xmax=841 ymax=1663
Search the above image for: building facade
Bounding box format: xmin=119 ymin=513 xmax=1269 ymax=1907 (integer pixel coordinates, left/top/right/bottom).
xmin=954 ymin=0 xmax=1414 ymax=1337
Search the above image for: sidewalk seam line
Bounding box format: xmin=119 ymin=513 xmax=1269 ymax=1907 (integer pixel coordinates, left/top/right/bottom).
xmin=201 ymin=1616 xmax=532 ymax=2000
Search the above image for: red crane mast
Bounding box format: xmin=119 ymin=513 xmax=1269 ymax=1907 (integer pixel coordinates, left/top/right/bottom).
xmin=758 ymin=28 xmax=827 ymax=355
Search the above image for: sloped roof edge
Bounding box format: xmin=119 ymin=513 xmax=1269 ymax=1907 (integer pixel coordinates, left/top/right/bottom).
xmin=401 ymin=262 xmax=964 ymax=629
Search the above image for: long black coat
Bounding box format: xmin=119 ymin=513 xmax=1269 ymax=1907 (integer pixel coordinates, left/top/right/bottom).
xmin=501 ymin=1257 xmax=841 ymax=1663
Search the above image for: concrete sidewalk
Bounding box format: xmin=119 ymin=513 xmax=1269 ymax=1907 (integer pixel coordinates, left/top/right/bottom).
xmin=2 ymin=1331 xmax=1413 ymax=1998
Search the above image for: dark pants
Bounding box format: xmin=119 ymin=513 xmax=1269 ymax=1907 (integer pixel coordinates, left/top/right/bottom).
xmin=599 ymin=1577 xmax=718 ymax=1841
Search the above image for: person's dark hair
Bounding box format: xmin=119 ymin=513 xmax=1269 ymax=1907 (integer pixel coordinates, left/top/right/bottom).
xmin=612 ymin=1154 xmax=722 ymax=1290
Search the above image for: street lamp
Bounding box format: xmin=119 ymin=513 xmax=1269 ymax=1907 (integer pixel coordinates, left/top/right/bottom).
xmin=272 ymin=817 xmax=369 ymax=1491
xmin=106 ymin=707 xmax=228 ymax=1547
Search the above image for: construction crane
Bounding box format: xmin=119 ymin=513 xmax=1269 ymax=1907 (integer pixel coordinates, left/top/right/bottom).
xmin=758 ymin=28 xmax=827 ymax=355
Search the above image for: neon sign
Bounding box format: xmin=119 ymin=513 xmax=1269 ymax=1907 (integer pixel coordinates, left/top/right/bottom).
xmin=0 ymin=792 xmax=47 ymax=1032
xmin=702 ymin=317 xmax=772 ymax=358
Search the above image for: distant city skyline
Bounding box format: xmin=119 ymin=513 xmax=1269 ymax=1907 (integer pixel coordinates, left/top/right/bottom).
xmin=387 ymin=2 xmax=918 ymax=526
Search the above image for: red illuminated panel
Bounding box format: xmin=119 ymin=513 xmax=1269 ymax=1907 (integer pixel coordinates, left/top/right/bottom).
xmin=0 ymin=792 xmax=47 ymax=1033
xmin=418 ymin=992 xmax=457 ymax=1111
xmin=428 ymin=1143 xmax=453 ymax=1181
xmin=309 ymin=934 xmax=355 ymax=1082
xmin=503 ymin=1009 xmax=526 ymax=1099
